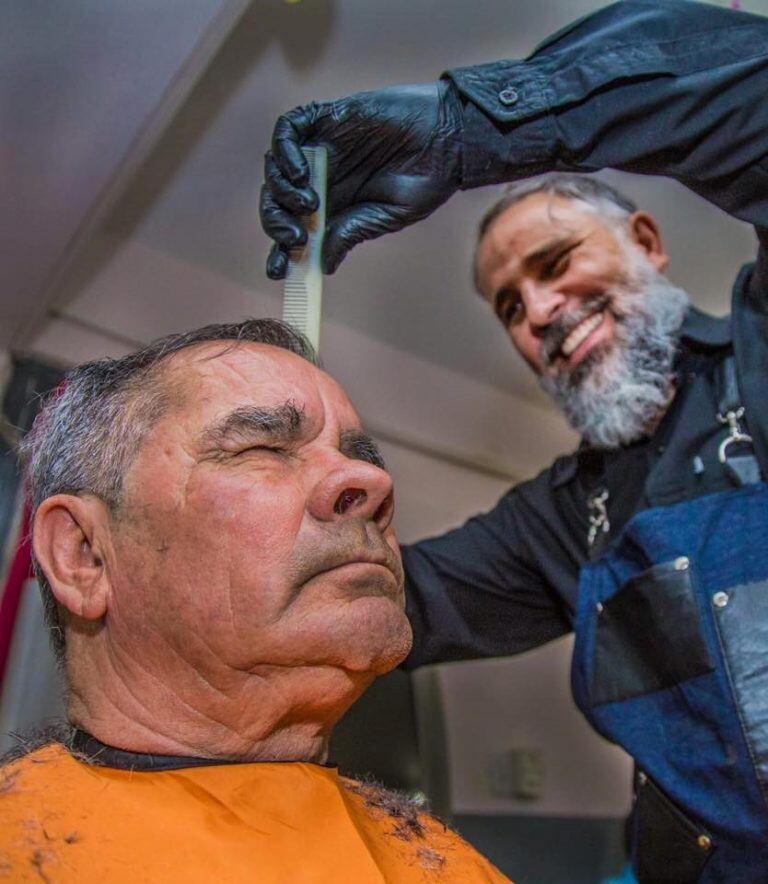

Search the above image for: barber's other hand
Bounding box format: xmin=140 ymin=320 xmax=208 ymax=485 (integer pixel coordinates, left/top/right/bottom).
xmin=261 ymin=81 xmax=463 ymax=277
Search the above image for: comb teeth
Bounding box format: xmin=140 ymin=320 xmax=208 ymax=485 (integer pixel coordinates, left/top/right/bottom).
xmin=282 ymin=146 xmax=327 ymax=352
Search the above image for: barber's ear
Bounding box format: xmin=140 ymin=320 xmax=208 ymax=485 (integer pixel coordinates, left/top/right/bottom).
xmin=628 ymin=211 xmax=669 ymax=272
xmin=32 ymin=494 xmax=111 ymax=621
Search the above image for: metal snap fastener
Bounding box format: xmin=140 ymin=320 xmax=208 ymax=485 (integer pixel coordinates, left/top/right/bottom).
xmin=697 ymin=834 xmax=712 ymax=851
xmin=498 ymin=87 xmax=519 ymax=106
xmin=637 ymin=772 xmax=647 ymax=786
xmin=674 ymin=556 xmax=689 ymax=571
xmin=596 ymin=602 xmax=604 ymax=614
xmin=713 ymin=591 xmax=729 ymax=608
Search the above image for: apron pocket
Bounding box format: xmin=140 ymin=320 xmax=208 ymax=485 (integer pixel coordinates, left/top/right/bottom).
xmin=633 ymin=771 xmax=714 ymax=883
xmin=592 ymin=558 xmax=714 ymax=705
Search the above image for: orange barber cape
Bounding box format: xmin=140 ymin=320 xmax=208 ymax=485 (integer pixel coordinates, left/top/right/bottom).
xmin=0 ymin=744 xmax=509 ymax=882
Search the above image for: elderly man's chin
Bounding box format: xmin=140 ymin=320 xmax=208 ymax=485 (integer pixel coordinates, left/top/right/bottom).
xmin=347 ymin=605 xmax=414 ymax=675
xmin=316 ymin=569 xmax=413 ymax=673
xmin=272 ymin=567 xmax=413 ymax=675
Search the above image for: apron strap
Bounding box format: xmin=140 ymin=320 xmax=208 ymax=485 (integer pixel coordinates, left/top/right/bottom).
xmin=716 ymin=355 xmax=761 ymax=486
xmin=716 ymin=354 xmax=741 ymax=415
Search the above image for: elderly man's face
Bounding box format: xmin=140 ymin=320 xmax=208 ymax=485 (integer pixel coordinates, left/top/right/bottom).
xmin=107 ymin=342 xmax=411 ymax=679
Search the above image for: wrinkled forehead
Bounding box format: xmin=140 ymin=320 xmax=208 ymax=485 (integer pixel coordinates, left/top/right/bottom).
xmin=481 ymin=193 xmax=605 ymax=256
xmin=159 ymin=340 xmax=361 ymax=433
xmin=475 ymin=193 xmax=617 ymax=292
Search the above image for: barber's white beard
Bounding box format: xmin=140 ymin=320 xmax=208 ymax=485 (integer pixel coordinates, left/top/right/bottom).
xmin=538 ymin=255 xmax=690 ymax=449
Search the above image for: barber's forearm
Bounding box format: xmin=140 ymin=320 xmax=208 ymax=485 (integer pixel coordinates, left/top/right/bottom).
xmin=446 ymin=0 xmax=768 ymax=229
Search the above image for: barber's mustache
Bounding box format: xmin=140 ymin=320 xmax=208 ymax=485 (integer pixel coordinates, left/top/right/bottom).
xmin=541 ymin=294 xmax=611 ymax=367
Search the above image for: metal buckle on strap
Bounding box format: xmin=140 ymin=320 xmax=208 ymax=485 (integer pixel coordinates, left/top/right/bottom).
xmin=716 ymin=406 xmax=753 ymax=464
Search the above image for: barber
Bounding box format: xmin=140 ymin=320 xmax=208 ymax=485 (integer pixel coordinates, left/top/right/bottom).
xmin=260 ymin=2 xmax=768 ymax=881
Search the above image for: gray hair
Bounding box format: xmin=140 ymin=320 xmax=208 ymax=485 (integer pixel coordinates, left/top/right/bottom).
xmin=473 ymin=173 xmax=639 ymax=291
xmin=19 ymin=318 xmax=316 ymax=662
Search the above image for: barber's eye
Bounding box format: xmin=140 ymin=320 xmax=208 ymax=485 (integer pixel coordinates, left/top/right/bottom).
xmin=500 ymin=296 xmax=523 ymax=326
xmin=542 ymin=252 xmax=570 ymax=279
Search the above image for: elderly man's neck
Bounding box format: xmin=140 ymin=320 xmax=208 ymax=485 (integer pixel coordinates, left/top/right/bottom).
xmin=64 ymin=644 xmax=366 ymax=763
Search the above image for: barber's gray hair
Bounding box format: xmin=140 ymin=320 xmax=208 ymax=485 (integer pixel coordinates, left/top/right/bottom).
xmin=19 ymin=318 xmax=316 ymax=662
xmin=473 ymin=173 xmax=639 ymax=291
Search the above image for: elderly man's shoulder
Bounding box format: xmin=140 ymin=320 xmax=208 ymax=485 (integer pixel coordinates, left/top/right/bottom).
xmin=339 ymin=776 xmax=510 ymax=881
xmin=1 ymin=742 xmax=94 ymax=881
xmin=0 ymin=742 xmax=509 ymax=883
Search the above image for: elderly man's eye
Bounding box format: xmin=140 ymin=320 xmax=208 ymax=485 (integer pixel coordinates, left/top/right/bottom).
xmin=238 ymin=445 xmax=286 ymax=456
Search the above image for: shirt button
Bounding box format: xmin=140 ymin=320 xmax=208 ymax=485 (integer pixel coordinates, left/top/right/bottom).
xmin=674 ymin=556 xmax=689 ymax=571
xmin=713 ymin=591 xmax=729 ymax=608
xmin=498 ymin=87 xmax=519 ymax=106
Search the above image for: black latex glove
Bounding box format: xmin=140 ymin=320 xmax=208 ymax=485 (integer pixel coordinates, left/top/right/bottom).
xmin=260 ymin=80 xmax=464 ymax=277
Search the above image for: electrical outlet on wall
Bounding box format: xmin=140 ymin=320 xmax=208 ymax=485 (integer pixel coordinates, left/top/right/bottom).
xmin=486 ymin=748 xmax=545 ymax=801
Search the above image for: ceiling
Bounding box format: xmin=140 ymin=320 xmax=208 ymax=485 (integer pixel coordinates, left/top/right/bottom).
xmin=3 ymin=0 xmax=763 ymax=409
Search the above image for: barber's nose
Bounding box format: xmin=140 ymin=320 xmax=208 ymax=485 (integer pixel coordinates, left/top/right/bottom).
xmin=309 ymin=458 xmax=394 ymax=531
xmin=522 ymin=281 xmax=566 ymax=330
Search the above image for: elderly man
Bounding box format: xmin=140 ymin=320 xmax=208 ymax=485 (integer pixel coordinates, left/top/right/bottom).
xmin=0 ymin=319 xmax=506 ymax=883
xmin=260 ymin=1 xmax=768 ymax=881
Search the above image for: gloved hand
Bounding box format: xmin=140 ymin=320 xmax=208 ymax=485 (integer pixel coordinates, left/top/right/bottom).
xmin=260 ymin=80 xmax=464 ymax=277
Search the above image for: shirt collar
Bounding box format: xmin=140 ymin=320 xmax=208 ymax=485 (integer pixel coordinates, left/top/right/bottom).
xmin=678 ymin=305 xmax=731 ymax=349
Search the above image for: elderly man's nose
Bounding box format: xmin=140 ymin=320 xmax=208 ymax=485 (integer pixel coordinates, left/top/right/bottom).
xmin=334 ymin=488 xmax=367 ymax=515
xmin=311 ymin=461 xmax=394 ymax=530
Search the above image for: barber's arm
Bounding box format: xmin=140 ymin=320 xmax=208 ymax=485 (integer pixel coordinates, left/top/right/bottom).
xmin=261 ymin=0 xmax=768 ymax=276
xmin=402 ymin=484 xmax=572 ymax=669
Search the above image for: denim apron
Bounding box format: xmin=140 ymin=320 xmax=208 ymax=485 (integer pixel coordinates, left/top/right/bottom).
xmin=571 ymin=356 xmax=768 ymax=883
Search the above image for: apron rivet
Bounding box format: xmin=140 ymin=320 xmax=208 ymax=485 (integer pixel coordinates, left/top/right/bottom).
xmin=697 ymin=834 xmax=712 ymax=851
xmin=712 ymin=591 xmax=730 ymax=608
xmin=674 ymin=556 xmax=690 ymax=570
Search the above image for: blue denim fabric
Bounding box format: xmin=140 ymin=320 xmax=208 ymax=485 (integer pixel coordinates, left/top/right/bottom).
xmin=573 ymin=484 xmax=768 ymax=882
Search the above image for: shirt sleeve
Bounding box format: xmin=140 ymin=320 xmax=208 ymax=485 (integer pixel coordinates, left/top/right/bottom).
xmin=443 ymin=0 xmax=768 ymax=234
xmin=402 ymin=483 xmax=573 ymax=669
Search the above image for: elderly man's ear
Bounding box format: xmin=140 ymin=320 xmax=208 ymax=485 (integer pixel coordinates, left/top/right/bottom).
xmin=33 ymin=495 xmax=112 ymax=621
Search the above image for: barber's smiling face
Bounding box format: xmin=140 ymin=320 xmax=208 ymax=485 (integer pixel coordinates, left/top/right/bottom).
xmin=108 ymin=342 xmax=411 ymax=679
xmin=475 ymin=192 xmax=668 ymax=380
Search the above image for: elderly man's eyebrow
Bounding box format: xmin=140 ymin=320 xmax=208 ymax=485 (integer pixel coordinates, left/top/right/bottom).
xmin=202 ymin=401 xmax=305 ymax=447
xmin=340 ymin=429 xmax=386 ymax=470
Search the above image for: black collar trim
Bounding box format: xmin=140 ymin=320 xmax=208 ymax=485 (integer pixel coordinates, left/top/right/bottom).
xmin=70 ymin=730 xmax=244 ymax=771
xmin=69 ymin=730 xmax=335 ymax=773
xmin=679 ymin=305 xmax=731 ymax=349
